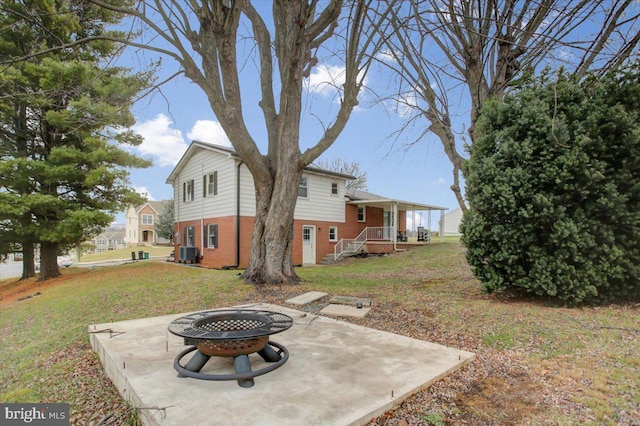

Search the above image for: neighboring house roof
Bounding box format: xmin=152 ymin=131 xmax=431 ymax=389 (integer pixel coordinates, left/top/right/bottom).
xmin=106 ymin=230 xmax=126 ymax=241
xmin=166 ymin=141 xmax=357 ymax=184
xmin=92 ymin=229 xmax=126 ymax=244
xmin=346 ymin=190 xmax=448 ymax=212
xmin=135 ymin=200 xmax=165 ymax=215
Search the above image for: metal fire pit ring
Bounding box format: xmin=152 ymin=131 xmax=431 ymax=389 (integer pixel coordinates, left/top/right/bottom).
xmin=173 ymin=341 xmax=289 ymax=382
xmin=168 ymin=309 xmax=293 ymax=387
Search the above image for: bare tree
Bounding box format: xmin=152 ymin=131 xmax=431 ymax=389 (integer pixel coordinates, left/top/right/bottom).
xmin=382 ymin=0 xmax=640 ymax=211
xmin=88 ymin=0 xmax=390 ymax=285
xmin=316 ymin=158 xmax=368 ymax=191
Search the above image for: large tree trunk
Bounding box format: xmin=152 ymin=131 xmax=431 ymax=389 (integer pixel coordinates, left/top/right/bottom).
xmin=38 ymin=241 xmax=60 ymax=281
xmin=243 ymin=166 xmax=303 ymax=285
xmin=20 ymin=242 xmax=36 ymax=280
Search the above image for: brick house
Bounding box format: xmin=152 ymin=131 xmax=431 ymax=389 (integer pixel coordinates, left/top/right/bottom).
xmin=125 ymin=201 xmax=171 ymax=246
xmin=166 ymin=142 xmax=446 ymax=268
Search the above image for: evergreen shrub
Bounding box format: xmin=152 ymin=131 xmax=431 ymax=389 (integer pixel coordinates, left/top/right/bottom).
xmin=461 ymin=66 xmax=640 ymax=304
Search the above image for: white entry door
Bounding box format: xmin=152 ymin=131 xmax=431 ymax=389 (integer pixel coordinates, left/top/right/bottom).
xmin=302 ymin=226 xmax=316 ymax=264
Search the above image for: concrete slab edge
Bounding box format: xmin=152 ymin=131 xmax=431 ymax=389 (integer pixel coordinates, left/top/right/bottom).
xmin=88 ymin=307 xmax=476 ymax=426
xmin=89 ymin=331 xmax=154 ymax=425
xmin=350 ymin=353 xmax=477 ymax=425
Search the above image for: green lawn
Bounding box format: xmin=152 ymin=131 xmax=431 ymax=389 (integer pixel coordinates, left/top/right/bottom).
xmin=1 ymin=241 xmax=638 ymax=425
xmin=76 ymin=246 xmax=173 ymax=263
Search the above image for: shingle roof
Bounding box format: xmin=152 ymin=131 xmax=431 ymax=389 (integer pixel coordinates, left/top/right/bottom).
xmin=135 ymin=200 xmax=167 ymax=215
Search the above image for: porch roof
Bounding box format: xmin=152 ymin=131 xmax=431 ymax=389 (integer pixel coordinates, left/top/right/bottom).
xmin=346 ymin=190 xmax=447 ymax=212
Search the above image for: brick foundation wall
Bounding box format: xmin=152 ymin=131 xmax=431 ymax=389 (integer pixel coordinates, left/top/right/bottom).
xmin=173 ymin=205 xmax=407 ymax=269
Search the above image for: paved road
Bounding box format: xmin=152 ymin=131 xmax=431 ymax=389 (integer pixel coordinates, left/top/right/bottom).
xmin=1 ymin=256 xmax=172 ymax=280
xmin=0 ymin=261 xmax=23 ymax=280
xmin=0 ymin=258 xmax=153 ymax=280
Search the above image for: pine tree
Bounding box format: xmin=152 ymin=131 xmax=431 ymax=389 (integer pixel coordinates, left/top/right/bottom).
xmin=0 ymin=1 xmax=152 ymax=280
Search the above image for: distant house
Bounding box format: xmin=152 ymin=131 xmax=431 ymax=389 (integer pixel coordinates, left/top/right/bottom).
xmin=125 ymin=201 xmax=171 ymax=246
xmin=166 ymin=141 xmax=447 ymax=269
xmin=91 ymin=229 xmax=127 ymax=253
xmin=441 ymin=207 xmax=464 ymax=236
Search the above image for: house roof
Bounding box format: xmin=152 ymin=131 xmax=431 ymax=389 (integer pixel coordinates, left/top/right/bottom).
xmin=346 ymin=190 xmax=448 ymax=212
xmin=135 ymin=200 xmax=166 ymax=215
xmin=166 ymin=141 xmax=356 ymax=183
xmin=106 ymin=230 xmax=126 ymax=240
xmin=95 ymin=230 xmax=125 ymax=240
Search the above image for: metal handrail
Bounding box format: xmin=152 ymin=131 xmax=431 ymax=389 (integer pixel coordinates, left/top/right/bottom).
xmin=333 ymin=227 xmax=394 ymax=261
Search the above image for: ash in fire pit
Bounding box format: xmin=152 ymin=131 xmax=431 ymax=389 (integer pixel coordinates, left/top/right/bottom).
xmin=168 ymin=309 xmax=293 ymax=387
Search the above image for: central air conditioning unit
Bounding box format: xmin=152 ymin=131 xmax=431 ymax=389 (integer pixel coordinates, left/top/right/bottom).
xmin=179 ymin=246 xmax=198 ymax=263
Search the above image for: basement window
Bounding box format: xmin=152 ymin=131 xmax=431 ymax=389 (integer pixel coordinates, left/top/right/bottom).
xmin=329 ymin=226 xmax=338 ymax=242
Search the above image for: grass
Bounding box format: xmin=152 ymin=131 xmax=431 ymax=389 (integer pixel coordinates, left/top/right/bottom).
xmin=76 ymin=246 xmax=173 ymax=263
xmin=1 ymin=241 xmax=638 ymax=425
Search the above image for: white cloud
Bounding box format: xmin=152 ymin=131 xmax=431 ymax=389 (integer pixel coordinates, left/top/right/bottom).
xmin=306 ymin=64 xmax=369 ymax=97
xmin=134 ymin=186 xmax=155 ymax=201
xmin=132 ymin=113 xmax=187 ymax=167
xmin=430 ymin=177 xmax=446 ymax=187
xmin=187 ymin=120 xmax=232 ymax=148
xmin=307 ymin=64 xmax=347 ymax=96
xmin=394 ymin=91 xmax=420 ymax=118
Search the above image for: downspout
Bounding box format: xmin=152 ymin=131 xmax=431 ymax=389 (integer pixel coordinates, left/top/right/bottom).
xmin=201 ymin=164 xmax=205 ymax=260
xmin=393 ymin=202 xmax=398 ymax=252
xmin=175 ymin=174 xmax=180 ymax=257
xmin=236 ymin=160 xmax=243 ymax=268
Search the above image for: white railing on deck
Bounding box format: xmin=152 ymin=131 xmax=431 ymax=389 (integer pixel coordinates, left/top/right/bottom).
xmin=334 ymin=226 xmax=394 ymax=261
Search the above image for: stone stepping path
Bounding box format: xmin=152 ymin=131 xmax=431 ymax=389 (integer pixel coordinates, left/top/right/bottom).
xmin=319 ymin=304 xmax=371 ymax=318
xmin=285 ymin=291 xmax=328 ymax=305
xmin=286 ymin=292 xmax=372 ymax=318
xmin=329 ymin=295 xmax=371 ymax=307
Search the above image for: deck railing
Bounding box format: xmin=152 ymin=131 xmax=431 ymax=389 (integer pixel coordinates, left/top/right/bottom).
xmin=333 ymin=226 xmax=394 ymax=261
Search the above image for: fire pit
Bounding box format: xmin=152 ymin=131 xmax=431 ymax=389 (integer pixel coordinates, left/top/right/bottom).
xmin=168 ymin=309 xmax=293 ymax=387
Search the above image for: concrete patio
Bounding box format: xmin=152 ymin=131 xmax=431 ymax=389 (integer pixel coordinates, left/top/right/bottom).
xmin=89 ymin=303 xmax=475 ymax=425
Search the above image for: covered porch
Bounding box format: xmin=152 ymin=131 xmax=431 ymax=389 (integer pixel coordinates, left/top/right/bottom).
xmin=334 ymin=191 xmax=448 ymax=260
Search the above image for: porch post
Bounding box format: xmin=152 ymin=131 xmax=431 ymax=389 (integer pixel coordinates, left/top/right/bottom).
xmin=393 ymin=202 xmax=398 ymax=251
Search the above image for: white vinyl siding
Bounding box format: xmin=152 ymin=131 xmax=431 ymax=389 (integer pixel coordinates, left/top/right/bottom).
xmin=176 ymin=149 xmax=237 ymax=221
xmin=172 ymin=146 xmax=347 ymax=223
xmin=294 ymin=173 xmax=346 ymax=222
xmin=241 ymin=170 xmax=346 ymax=222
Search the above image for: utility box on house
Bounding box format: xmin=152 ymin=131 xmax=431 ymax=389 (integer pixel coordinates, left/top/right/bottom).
xmin=179 ymin=246 xmax=198 ymax=263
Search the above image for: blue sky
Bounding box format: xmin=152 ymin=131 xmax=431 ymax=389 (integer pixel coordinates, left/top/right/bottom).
xmin=118 ymin=65 xmax=463 ymax=226
xmin=110 ymin=0 xmax=638 ymax=229
xmin=114 ymin=9 xmax=465 ymax=226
